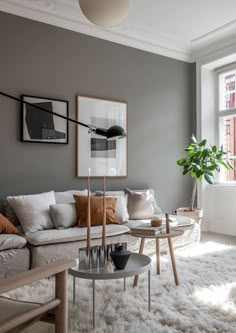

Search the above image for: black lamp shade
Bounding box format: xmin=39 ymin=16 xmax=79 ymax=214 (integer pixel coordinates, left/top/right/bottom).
xmin=106 ymin=125 xmax=126 ymax=140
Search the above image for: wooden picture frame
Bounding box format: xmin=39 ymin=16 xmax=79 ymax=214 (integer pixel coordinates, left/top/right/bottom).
xmin=76 ymin=95 xmax=127 ymax=178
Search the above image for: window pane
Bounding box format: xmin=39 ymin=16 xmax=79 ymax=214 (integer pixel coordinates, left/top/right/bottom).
xmin=219 ymin=115 xmax=236 ymax=181
xmin=219 ymin=71 xmax=236 ymax=110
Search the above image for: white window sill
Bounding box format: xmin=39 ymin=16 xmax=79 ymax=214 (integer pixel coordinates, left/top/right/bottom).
xmin=213 ymin=182 xmax=236 ymax=186
xmin=207 ymin=183 xmax=236 ymax=192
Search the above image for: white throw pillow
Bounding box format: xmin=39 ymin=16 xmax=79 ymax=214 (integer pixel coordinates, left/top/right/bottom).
xmin=7 ymin=191 xmax=56 ymax=234
xmin=115 ymin=195 xmax=129 ymax=223
xmin=50 ymin=203 xmax=77 ymax=229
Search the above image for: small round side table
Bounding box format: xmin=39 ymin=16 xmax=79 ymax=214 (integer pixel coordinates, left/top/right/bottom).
xmin=69 ymin=253 xmax=151 ymax=329
xmin=130 ymin=229 xmax=184 ymax=287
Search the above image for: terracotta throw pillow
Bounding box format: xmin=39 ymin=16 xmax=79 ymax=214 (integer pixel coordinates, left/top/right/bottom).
xmin=0 ymin=214 xmax=19 ymax=234
xmin=73 ymin=195 xmax=120 ymax=227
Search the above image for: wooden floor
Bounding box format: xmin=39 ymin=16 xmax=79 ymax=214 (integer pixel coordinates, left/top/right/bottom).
xmin=201 ymin=231 xmax=236 ymax=245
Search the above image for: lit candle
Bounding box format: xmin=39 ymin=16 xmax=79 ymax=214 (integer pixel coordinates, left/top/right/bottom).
xmin=102 ymin=175 xmax=106 ymax=247
xmin=87 ymin=168 xmax=91 ymax=253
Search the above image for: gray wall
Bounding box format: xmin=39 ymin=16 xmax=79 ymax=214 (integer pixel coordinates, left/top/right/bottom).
xmin=0 ymin=11 xmax=195 ymax=213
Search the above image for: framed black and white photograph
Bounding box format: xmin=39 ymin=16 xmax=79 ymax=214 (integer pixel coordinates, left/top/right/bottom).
xmin=77 ymin=96 xmax=127 ymax=177
xmin=21 ymin=95 xmax=69 ymax=144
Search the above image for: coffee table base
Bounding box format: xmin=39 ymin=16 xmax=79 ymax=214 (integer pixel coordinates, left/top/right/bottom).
xmin=73 ymin=270 xmax=151 ymax=329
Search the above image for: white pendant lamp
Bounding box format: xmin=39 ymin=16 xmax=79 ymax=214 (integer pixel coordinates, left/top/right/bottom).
xmin=79 ymin=0 xmax=131 ymax=28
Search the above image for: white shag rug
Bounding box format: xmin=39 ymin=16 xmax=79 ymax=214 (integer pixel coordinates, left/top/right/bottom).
xmin=5 ymin=241 xmax=236 ymax=333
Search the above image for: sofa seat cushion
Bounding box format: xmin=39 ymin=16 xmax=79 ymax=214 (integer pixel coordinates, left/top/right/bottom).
xmin=0 ymin=234 xmax=27 ymax=251
xmin=25 ymin=224 xmax=130 ymax=246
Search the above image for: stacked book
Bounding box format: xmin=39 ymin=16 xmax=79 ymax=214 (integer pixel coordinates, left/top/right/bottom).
xmin=130 ymin=223 xmax=166 ymax=236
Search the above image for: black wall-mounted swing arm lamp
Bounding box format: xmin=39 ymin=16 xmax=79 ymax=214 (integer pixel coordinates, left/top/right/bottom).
xmin=0 ymin=91 xmax=126 ymax=140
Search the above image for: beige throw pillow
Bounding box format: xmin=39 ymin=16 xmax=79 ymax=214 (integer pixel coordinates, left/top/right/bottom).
xmin=124 ymin=188 xmax=161 ymax=220
xmin=7 ymin=191 xmax=56 ymax=234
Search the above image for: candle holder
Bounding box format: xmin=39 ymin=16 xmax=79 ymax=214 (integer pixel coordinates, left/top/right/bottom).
xmin=78 ymin=243 xmax=128 ymax=270
xmin=79 ymin=173 xmax=126 ymax=270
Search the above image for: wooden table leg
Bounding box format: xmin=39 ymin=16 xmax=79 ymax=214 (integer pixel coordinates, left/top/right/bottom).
xmin=156 ymin=238 xmax=160 ymax=275
xmin=167 ymin=238 xmax=179 ymax=286
xmin=133 ymin=238 xmax=145 ymax=287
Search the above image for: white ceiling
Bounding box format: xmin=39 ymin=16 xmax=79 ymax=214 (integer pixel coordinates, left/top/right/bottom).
xmin=1 ymin=0 xmax=236 ymax=62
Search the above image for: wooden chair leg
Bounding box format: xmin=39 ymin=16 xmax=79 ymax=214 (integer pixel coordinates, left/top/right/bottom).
xmin=55 ymin=270 xmax=68 ymax=333
xmin=167 ymin=238 xmax=179 ymax=286
xmin=133 ymin=238 xmax=145 ymax=287
xmin=156 ymin=238 xmax=160 ymax=275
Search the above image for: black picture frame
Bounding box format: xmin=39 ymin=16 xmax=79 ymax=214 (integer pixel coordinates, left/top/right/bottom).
xmin=21 ymin=95 xmax=69 ymax=144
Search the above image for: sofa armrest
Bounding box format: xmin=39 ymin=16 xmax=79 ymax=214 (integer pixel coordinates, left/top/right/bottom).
xmin=0 ymin=259 xmax=75 ymax=294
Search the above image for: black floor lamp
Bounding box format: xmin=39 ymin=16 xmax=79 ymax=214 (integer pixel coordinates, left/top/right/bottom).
xmin=0 ymin=91 xmax=126 ymax=140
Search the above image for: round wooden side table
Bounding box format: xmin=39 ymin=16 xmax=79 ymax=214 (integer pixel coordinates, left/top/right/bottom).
xmin=130 ymin=229 xmax=184 ymax=287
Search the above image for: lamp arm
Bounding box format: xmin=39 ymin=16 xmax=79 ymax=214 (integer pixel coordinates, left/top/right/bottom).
xmin=0 ymin=91 xmax=90 ymax=130
xmin=0 ymin=91 xmax=126 ymax=139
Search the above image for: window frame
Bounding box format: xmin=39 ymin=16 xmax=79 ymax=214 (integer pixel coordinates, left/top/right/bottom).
xmin=215 ymin=62 xmax=236 ymax=183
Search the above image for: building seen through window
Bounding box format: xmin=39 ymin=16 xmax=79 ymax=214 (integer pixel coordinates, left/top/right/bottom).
xmin=218 ymin=68 xmax=236 ymax=181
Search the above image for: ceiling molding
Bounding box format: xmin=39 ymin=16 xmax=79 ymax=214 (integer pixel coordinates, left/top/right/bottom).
xmin=191 ymin=19 xmax=236 ymax=46
xmin=0 ymin=1 xmax=192 ymax=62
xmin=1 ymin=1 xmax=236 ymax=64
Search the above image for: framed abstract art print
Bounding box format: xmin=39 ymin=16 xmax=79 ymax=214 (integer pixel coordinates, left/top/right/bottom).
xmin=77 ymin=95 xmax=127 ymax=177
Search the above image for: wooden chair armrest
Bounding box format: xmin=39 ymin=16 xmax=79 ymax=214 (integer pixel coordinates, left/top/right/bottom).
xmin=0 ymin=259 xmax=75 ymax=294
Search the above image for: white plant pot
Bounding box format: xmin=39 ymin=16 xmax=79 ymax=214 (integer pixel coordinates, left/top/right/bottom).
xmin=176 ymin=207 xmax=203 ymax=225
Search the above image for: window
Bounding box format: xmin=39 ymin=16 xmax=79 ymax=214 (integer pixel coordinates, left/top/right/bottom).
xmin=217 ymin=66 xmax=236 ymax=182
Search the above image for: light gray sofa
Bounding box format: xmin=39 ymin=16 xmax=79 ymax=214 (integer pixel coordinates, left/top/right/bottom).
xmin=0 ymin=234 xmax=30 ymax=278
xmin=0 ymin=190 xmax=200 ymax=277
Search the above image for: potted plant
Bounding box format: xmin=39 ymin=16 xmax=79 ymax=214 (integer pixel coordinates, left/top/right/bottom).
xmin=176 ymin=135 xmax=233 ymax=224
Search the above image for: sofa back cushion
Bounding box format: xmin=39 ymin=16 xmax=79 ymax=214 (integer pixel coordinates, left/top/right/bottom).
xmin=54 ymin=190 xmax=89 ymax=204
xmin=7 ymin=191 xmax=56 ymax=234
xmin=50 ymin=203 xmax=77 ymax=229
xmin=74 ymin=195 xmax=120 ymax=227
xmin=0 ymin=214 xmax=19 ymax=234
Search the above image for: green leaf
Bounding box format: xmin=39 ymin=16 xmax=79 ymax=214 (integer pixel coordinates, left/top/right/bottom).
xmin=219 ymin=160 xmax=229 ymax=169
xmin=212 ymin=145 xmax=217 ymax=153
xmin=208 ymin=164 xmax=217 ymax=171
xmin=199 ymin=139 xmax=207 ymax=147
xmin=202 ymin=149 xmax=209 ymax=158
xmin=177 ymin=159 xmax=186 ymax=166
xmin=227 ymin=160 xmax=235 ymax=170
xmin=204 ymin=174 xmax=213 ymax=184
xmin=204 ymin=169 xmax=213 ymax=176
